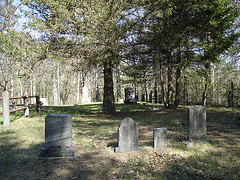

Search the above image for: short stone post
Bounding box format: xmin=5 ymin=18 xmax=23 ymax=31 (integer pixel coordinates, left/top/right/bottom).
xmin=2 ymin=91 xmax=10 ymax=129
xmin=38 ymin=114 xmax=75 ymax=159
xmin=153 ymin=127 xmax=167 ymax=149
xmin=24 ymin=96 xmax=29 ymax=117
xmin=188 ymin=105 xmax=206 ymax=140
xmin=115 ymin=117 xmax=141 ymax=153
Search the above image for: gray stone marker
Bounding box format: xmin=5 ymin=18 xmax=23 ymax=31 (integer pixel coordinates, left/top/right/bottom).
xmin=188 ymin=105 xmax=206 ymax=140
xmin=38 ymin=114 xmax=75 ymax=159
xmin=2 ymin=91 xmax=10 ymax=129
xmin=115 ymin=117 xmax=141 ymax=153
xmin=153 ymin=127 xmax=167 ymax=149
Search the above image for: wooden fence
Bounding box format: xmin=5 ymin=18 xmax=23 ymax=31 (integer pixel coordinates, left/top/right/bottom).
xmin=0 ymin=91 xmax=42 ymax=129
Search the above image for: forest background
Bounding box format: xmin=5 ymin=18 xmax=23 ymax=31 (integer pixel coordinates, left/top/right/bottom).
xmin=0 ymin=0 xmax=239 ymax=114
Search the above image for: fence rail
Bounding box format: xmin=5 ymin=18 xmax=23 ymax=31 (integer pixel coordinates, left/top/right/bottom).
xmin=1 ymin=92 xmax=43 ymax=128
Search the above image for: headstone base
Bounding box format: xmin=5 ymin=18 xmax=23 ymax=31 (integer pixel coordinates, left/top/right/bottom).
xmin=114 ymin=147 xmax=141 ymax=153
xmin=38 ymin=146 xmax=75 ymax=159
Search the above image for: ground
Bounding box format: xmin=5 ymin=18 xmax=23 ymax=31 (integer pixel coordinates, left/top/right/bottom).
xmin=0 ymin=103 xmax=239 ymax=179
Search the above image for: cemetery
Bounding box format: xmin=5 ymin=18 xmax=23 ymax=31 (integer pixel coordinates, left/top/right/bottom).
xmin=0 ymin=102 xmax=239 ymax=179
xmin=0 ymin=0 xmax=239 ymax=179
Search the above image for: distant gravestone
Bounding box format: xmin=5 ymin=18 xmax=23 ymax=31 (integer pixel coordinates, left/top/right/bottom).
xmin=115 ymin=117 xmax=141 ymax=153
xmin=82 ymin=86 xmax=90 ymax=104
xmin=153 ymin=128 xmax=167 ymax=149
xmin=40 ymin=98 xmax=48 ymax=106
xmin=38 ymin=114 xmax=75 ymax=159
xmin=124 ymin=88 xmax=136 ymax=104
xmin=188 ymin=105 xmax=206 ymax=140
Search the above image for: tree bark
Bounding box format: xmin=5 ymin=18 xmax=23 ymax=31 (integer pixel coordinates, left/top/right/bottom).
xmin=116 ymin=63 xmax=121 ymax=102
xmin=160 ymin=64 xmax=167 ymax=108
xmin=52 ymin=63 xmax=58 ymax=105
xmin=102 ymin=60 xmax=115 ymax=114
xmin=174 ymin=67 xmax=181 ymax=108
xmin=174 ymin=48 xmax=181 ymax=108
xmin=167 ymin=65 xmax=174 ymax=108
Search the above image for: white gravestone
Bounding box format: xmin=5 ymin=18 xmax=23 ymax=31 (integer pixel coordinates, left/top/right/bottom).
xmin=40 ymin=98 xmax=48 ymax=106
xmin=81 ymin=86 xmax=90 ymax=104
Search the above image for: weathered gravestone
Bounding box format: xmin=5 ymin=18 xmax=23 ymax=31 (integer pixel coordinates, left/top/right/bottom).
xmin=115 ymin=117 xmax=141 ymax=153
xmin=38 ymin=114 xmax=75 ymax=159
xmin=2 ymin=91 xmax=10 ymax=129
xmin=188 ymin=105 xmax=206 ymax=140
xmin=82 ymin=86 xmax=90 ymax=104
xmin=124 ymin=88 xmax=137 ymax=104
xmin=153 ymin=127 xmax=167 ymax=149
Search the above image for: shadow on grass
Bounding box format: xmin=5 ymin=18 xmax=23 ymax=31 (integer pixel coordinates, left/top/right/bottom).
xmin=0 ymin=105 xmax=239 ymax=179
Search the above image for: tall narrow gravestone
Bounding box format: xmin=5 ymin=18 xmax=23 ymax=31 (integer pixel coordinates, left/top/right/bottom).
xmin=188 ymin=105 xmax=206 ymax=140
xmin=82 ymin=86 xmax=90 ymax=104
xmin=38 ymin=114 xmax=75 ymax=159
xmin=153 ymin=127 xmax=167 ymax=149
xmin=115 ymin=117 xmax=141 ymax=153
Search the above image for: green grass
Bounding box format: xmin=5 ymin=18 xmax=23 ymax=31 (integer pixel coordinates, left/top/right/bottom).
xmin=0 ymin=103 xmax=239 ymax=179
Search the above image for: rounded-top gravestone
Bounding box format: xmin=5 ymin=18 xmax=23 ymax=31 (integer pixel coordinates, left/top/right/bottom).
xmin=115 ymin=117 xmax=141 ymax=153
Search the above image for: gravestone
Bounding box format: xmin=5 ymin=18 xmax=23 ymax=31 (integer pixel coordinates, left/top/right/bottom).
xmin=115 ymin=117 xmax=141 ymax=153
xmin=153 ymin=127 xmax=167 ymax=149
xmin=82 ymin=86 xmax=90 ymax=104
xmin=38 ymin=114 xmax=75 ymax=159
xmin=40 ymin=98 xmax=48 ymax=106
xmin=24 ymin=97 xmax=29 ymax=117
xmin=2 ymin=91 xmax=10 ymax=129
xmin=188 ymin=105 xmax=206 ymax=140
xmin=124 ymin=88 xmax=137 ymax=104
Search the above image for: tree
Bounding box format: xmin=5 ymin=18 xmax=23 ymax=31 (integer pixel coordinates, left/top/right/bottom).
xmin=25 ymin=0 xmax=144 ymax=114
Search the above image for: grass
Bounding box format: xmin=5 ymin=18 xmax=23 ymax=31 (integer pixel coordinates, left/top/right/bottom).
xmin=0 ymin=103 xmax=239 ymax=179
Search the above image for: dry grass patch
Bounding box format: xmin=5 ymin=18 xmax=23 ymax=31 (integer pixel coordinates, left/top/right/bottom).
xmin=0 ymin=104 xmax=239 ymax=179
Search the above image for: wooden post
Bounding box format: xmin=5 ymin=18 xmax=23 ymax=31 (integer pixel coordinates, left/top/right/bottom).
xmin=36 ymin=96 xmax=40 ymax=112
xmin=2 ymin=91 xmax=10 ymax=129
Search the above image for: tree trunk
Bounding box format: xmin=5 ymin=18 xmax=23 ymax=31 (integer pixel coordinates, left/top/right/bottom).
xmin=183 ymin=76 xmax=188 ymax=105
xmin=116 ymin=63 xmax=121 ymax=102
xmin=52 ymin=63 xmax=58 ymax=105
xmin=160 ymin=65 xmax=167 ymax=108
xmin=174 ymin=67 xmax=181 ymax=108
xmin=174 ymin=48 xmax=181 ymax=108
xmin=102 ymin=60 xmax=115 ymax=114
xmin=210 ymin=62 xmax=215 ymax=105
xmin=202 ymin=83 xmax=207 ymax=106
xmin=167 ymin=65 xmax=174 ymax=108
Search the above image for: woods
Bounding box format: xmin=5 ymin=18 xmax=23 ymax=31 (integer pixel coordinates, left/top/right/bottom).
xmin=0 ymin=0 xmax=239 ymax=114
